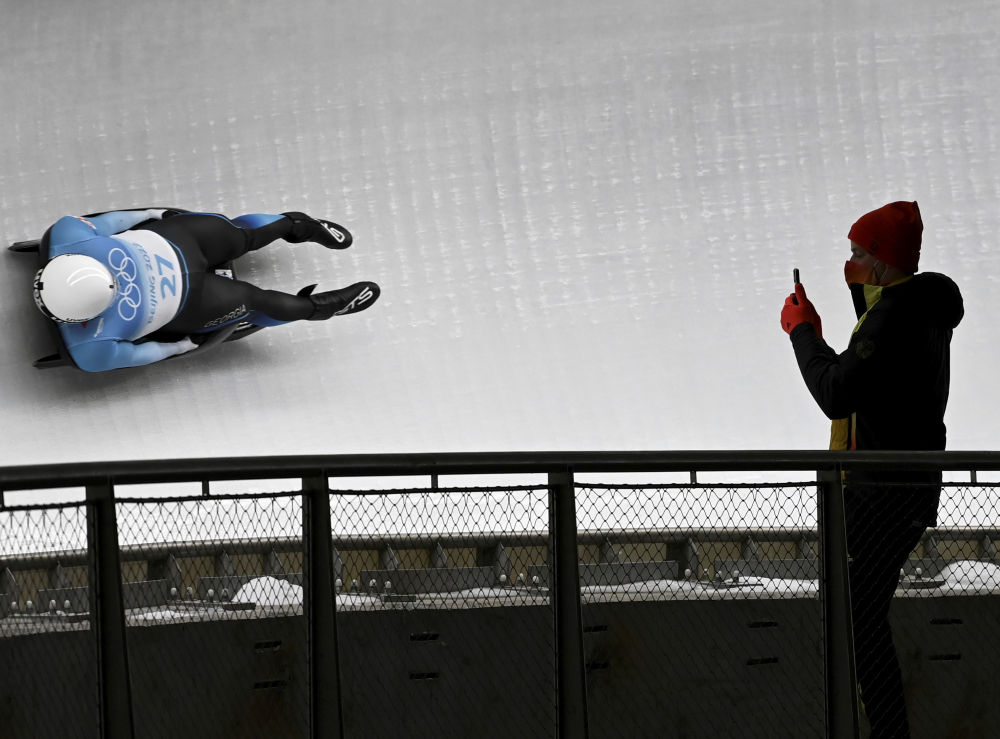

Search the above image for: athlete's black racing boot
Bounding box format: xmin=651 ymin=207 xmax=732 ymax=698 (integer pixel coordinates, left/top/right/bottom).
xmin=281 ymin=211 xmax=353 ymax=249
xmin=298 ymin=282 xmax=380 ymax=320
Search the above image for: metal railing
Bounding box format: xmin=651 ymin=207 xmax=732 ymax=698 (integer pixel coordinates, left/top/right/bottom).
xmin=1 ymin=450 xmax=999 ymax=739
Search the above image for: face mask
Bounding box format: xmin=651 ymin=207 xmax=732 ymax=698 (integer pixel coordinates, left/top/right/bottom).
xmin=844 ymin=260 xmax=883 ymax=286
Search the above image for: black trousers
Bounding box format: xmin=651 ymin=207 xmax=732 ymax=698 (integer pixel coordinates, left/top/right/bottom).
xmin=844 ymin=483 xmax=938 ymax=739
xmin=137 ymin=213 xmax=313 ymax=332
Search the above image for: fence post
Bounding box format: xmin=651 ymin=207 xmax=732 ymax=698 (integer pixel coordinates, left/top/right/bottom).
xmin=302 ymin=473 xmax=343 ymax=739
xmin=817 ymin=466 xmax=860 ymax=739
xmin=548 ymin=471 xmax=589 ymax=739
xmin=86 ymin=481 xmax=134 ymax=739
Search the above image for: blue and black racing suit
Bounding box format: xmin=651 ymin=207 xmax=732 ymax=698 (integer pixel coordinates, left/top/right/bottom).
xmin=46 ymin=209 xmax=315 ymax=372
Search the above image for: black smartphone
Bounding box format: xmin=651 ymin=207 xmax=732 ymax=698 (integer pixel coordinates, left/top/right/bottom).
xmin=792 ymin=268 xmax=800 ymax=304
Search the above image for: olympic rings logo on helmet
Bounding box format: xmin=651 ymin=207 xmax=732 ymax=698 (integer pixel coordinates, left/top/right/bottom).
xmin=107 ymin=247 xmax=141 ymax=321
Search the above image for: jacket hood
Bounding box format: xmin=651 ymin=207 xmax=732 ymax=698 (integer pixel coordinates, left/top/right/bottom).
xmin=893 ymin=272 xmax=964 ymax=330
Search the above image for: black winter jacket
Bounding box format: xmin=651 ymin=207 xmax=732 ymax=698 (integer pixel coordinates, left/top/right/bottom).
xmin=790 ymin=272 xmax=963 ymax=523
xmin=791 ymin=272 xmax=963 ymax=450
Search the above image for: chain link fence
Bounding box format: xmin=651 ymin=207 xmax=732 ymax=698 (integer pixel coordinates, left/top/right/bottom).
xmin=0 ymin=501 xmax=98 ymax=739
xmin=329 ymin=485 xmax=555 ymax=738
xmin=848 ymin=480 xmax=1000 ymax=739
xmin=1 ymin=457 xmax=999 ymax=739
xmin=576 ymin=481 xmax=824 ymax=738
xmin=115 ymin=492 xmax=309 ymax=739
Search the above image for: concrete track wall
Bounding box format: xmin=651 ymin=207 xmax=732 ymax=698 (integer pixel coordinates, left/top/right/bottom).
xmin=2 ymin=595 xmax=996 ymax=738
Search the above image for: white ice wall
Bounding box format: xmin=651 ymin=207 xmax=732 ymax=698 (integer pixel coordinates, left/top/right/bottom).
xmin=1 ymin=0 xmax=998 ymax=468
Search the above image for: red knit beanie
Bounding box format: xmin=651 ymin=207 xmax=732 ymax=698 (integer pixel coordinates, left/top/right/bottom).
xmin=847 ymin=201 xmax=922 ymax=273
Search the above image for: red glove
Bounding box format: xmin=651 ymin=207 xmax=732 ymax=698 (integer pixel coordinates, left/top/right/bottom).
xmin=781 ymin=283 xmax=823 ymax=338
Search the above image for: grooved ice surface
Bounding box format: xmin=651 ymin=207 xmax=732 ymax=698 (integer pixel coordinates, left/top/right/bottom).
xmin=1 ymin=0 xmax=997 ymax=466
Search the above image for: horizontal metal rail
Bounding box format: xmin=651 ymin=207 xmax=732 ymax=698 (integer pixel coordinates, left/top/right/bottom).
xmin=3 ymin=450 xmax=1000 ymax=490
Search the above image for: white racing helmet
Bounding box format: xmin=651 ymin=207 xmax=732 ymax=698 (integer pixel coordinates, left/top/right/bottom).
xmin=33 ymin=254 xmax=117 ymax=323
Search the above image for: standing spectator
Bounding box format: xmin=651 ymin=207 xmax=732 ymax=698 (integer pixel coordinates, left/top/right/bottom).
xmin=780 ymin=201 xmax=964 ymax=737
